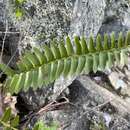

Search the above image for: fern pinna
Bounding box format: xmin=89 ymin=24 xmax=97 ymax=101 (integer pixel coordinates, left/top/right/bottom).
xmin=0 ymin=32 xmax=130 ymax=94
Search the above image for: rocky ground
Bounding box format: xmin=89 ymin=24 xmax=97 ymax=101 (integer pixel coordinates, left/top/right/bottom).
xmin=1 ymin=0 xmax=130 ymax=130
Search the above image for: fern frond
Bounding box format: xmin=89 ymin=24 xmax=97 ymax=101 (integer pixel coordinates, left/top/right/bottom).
xmin=1 ymin=31 xmax=130 ymax=94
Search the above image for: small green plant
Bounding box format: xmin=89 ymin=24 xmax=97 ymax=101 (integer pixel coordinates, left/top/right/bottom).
xmin=12 ymin=0 xmax=27 ymax=19
xmin=0 ymin=108 xmax=19 ymax=130
xmin=0 ymin=32 xmax=130 ymax=94
xmin=0 ymin=108 xmax=58 ymax=130
xmin=33 ymin=121 xmax=58 ymax=130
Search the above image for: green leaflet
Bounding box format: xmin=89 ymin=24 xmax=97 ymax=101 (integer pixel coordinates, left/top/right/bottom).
xmin=42 ymin=64 xmax=51 ymax=86
xmin=24 ymin=51 xmax=40 ymax=67
xmin=14 ymin=73 xmax=26 ymax=93
xmin=0 ymin=64 xmax=16 ymax=77
xmin=118 ymin=32 xmax=123 ymax=48
xmin=23 ymin=71 xmax=32 ymax=91
xmin=63 ymin=58 xmax=71 ymax=77
xmin=17 ymin=61 xmax=26 ymax=72
xmin=66 ymin=36 xmax=74 ymax=55
xmin=43 ymin=45 xmax=54 ymax=61
xmin=9 ymin=74 xmax=19 ymax=94
xmin=37 ymin=66 xmax=44 ymax=87
xmin=99 ymin=52 xmax=108 ymax=70
xmin=89 ymin=35 xmax=95 ymax=52
xmin=120 ymin=49 xmax=128 ymax=66
xmin=125 ymin=31 xmax=130 ymax=46
xmin=69 ymin=57 xmax=78 ymax=76
xmin=59 ymin=41 xmax=68 ymax=57
xmin=111 ymin=32 xmax=115 ymax=48
xmin=74 ymin=36 xmax=82 ymax=54
xmin=18 ymin=57 xmax=33 ymax=71
xmin=107 ymin=52 xmax=114 ymax=68
xmin=80 ymin=37 xmax=89 ymax=54
xmin=50 ymin=61 xmax=58 ymax=82
xmin=76 ymin=56 xmax=86 ymax=74
xmin=84 ymin=55 xmax=93 ymax=73
xmin=103 ymin=33 xmax=109 ymax=50
xmin=0 ymin=31 xmax=130 ymax=94
xmin=96 ymin=34 xmax=103 ymax=51
xmin=93 ymin=54 xmax=99 ymax=73
xmin=1 ymin=108 xmax=11 ymax=122
xmin=114 ymin=50 xmax=120 ymax=64
xmin=55 ymin=60 xmax=64 ymax=79
xmin=50 ymin=44 xmax=61 ymax=59
xmin=33 ymin=47 xmax=47 ymax=64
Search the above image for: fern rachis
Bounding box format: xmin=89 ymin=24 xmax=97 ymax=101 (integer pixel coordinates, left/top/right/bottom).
xmin=1 ymin=31 xmax=130 ymax=94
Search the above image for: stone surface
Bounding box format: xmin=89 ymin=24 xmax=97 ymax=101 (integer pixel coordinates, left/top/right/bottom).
xmin=16 ymin=83 xmax=54 ymax=112
xmin=108 ymin=64 xmax=130 ymax=96
xmin=7 ymin=0 xmax=106 ymax=45
xmin=99 ymin=0 xmax=130 ymax=36
xmin=25 ymin=76 xmax=130 ymax=130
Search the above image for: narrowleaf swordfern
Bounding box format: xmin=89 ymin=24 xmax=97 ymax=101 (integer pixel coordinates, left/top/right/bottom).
xmin=0 ymin=32 xmax=130 ymax=94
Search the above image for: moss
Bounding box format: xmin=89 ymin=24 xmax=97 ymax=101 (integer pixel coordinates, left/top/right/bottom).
xmin=11 ymin=0 xmax=27 ymax=19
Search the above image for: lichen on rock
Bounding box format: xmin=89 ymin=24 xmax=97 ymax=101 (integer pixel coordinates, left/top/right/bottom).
xmin=7 ymin=0 xmax=107 ymax=45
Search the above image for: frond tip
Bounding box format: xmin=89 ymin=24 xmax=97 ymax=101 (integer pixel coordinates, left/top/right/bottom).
xmin=1 ymin=31 xmax=130 ymax=94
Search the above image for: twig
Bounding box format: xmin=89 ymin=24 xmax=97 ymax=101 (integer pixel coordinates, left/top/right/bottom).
xmin=0 ymin=35 xmax=22 ymax=78
xmin=0 ymin=20 xmax=8 ymax=63
xmin=93 ymin=98 xmax=114 ymax=110
xmin=37 ymin=101 xmax=69 ymax=115
xmin=0 ymin=31 xmax=20 ymax=34
xmin=21 ymin=99 xmax=71 ymax=129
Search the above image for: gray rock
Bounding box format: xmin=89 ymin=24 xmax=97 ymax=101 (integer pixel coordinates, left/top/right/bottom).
xmin=7 ymin=0 xmax=106 ymax=44
xmin=16 ymin=83 xmax=54 ymax=111
xmin=99 ymin=0 xmax=130 ymax=36
xmin=24 ymin=76 xmax=130 ymax=130
xmin=70 ymin=0 xmax=106 ymax=37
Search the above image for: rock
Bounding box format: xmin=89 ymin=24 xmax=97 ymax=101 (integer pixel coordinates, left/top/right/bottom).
xmin=22 ymin=76 xmax=130 ymax=130
xmin=109 ymin=72 xmax=126 ymax=89
xmin=27 ymin=76 xmax=107 ymax=130
xmin=7 ymin=0 xmax=106 ymax=45
xmin=99 ymin=0 xmax=130 ymax=36
xmin=52 ymin=76 xmax=76 ymax=100
xmin=16 ymin=83 xmax=54 ymax=112
xmin=69 ymin=0 xmax=106 ymax=37
xmin=7 ymin=0 xmax=130 ymax=43
xmin=108 ymin=68 xmax=130 ymax=96
xmin=109 ymin=117 xmax=130 ymax=130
